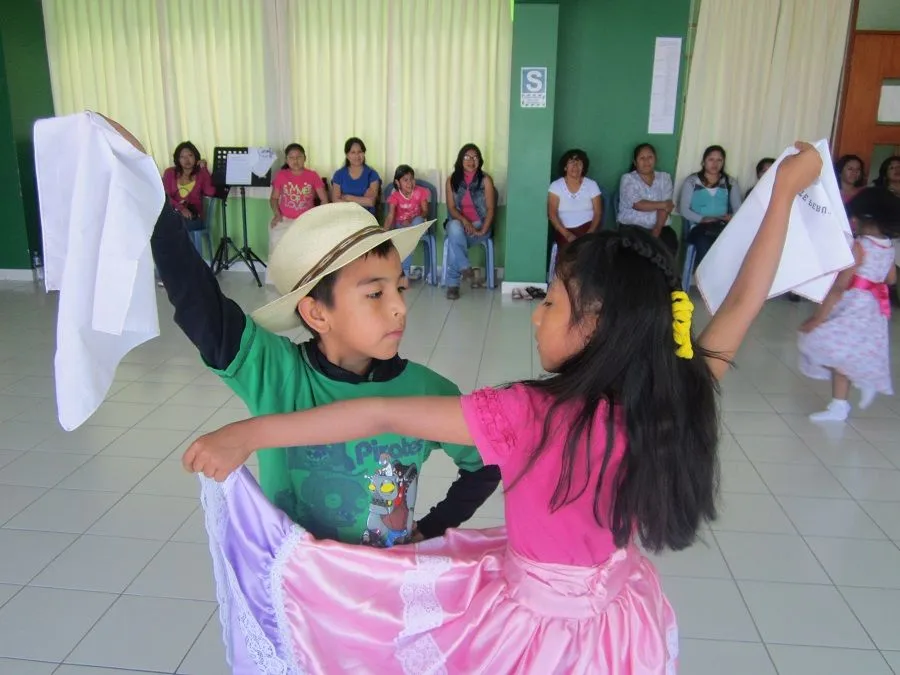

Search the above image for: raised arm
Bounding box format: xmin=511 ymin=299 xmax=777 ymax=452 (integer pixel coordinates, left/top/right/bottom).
xmin=698 ymin=143 xmax=822 ymax=380
xmin=185 ymin=396 xmax=473 ymax=481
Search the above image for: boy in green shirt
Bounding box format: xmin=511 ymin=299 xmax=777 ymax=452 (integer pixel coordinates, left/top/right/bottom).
xmin=152 ymin=200 xmax=499 ymax=548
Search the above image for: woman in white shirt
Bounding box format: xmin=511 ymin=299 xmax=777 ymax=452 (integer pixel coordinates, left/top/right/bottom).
xmin=617 ymin=143 xmax=677 ymax=253
xmin=547 ymin=149 xmax=602 ymax=248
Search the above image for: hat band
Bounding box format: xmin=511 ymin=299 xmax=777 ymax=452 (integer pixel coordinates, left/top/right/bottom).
xmin=290 ymin=225 xmax=386 ymax=292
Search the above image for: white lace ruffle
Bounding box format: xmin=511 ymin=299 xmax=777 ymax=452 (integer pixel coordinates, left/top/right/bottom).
xmin=200 ymin=474 xmax=299 ymax=675
xmin=395 ymin=544 xmax=452 ymax=675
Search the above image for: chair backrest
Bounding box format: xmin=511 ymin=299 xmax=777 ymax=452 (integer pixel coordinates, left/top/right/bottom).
xmin=316 ymin=177 xmax=329 ymax=206
xmin=382 ymin=178 xmax=439 ymax=222
xmin=202 ymin=196 xmax=218 ymax=230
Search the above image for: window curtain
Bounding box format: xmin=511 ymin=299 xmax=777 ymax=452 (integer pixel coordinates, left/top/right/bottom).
xmin=42 ymin=0 xmax=512 ymax=198
xmin=674 ymin=0 xmax=853 ymax=195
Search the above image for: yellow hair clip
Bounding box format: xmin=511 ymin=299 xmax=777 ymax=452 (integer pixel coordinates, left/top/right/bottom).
xmin=671 ymin=291 xmax=694 ymax=360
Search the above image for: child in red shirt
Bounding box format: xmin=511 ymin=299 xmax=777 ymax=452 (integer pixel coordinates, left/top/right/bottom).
xmin=385 ymin=165 xmax=429 ymax=277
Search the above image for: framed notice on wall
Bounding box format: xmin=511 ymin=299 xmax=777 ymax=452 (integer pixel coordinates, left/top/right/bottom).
xmin=520 ymin=67 xmax=548 ymax=108
xmin=647 ymin=37 xmax=682 ymax=134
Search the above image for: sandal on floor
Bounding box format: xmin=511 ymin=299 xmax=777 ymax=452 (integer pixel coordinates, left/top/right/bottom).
xmin=525 ymin=286 xmax=546 ymax=300
xmin=511 ymin=288 xmax=526 ymax=300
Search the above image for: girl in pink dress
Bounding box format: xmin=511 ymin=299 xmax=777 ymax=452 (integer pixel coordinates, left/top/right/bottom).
xmin=185 ymin=146 xmax=825 ymax=674
xmin=799 ymin=188 xmax=900 ymax=422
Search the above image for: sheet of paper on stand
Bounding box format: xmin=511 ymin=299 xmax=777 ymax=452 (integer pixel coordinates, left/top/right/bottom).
xmin=696 ymin=139 xmax=855 ymax=315
xmin=34 ymin=111 xmax=164 ymax=431
xmin=224 ymin=152 xmax=254 ymax=186
xmin=251 ymin=147 xmax=276 ymax=177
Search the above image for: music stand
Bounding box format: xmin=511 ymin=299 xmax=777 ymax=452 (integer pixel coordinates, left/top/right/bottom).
xmin=210 ymin=147 xmax=273 ymax=287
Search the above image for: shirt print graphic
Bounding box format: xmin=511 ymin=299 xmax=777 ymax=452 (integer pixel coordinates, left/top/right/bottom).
xmin=362 ymin=453 xmax=419 ymax=548
xmin=280 ymin=180 xmax=315 ymax=215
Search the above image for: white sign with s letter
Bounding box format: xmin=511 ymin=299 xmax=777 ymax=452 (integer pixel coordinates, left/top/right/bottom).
xmin=520 ymin=67 xmax=548 ymax=108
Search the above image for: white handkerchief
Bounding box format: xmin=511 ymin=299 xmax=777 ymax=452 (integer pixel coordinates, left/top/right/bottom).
xmin=696 ymin=139 xmax=855 ymax=314
xmin=34 ymin=111 xmax=164 ymax=431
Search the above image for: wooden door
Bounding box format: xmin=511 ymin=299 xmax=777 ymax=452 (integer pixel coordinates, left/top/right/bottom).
xmin=835 ymin=32 xmax=900 ymax=173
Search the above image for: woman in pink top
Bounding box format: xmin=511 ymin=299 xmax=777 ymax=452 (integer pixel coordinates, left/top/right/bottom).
xmin=161 ymin=141 xmax=216 ymax=233
xmin=445 ymin=143 xmax=496 ymax=299
xmin=268 ymin=143 xmax=328 ymax=283
xmin=385 ymin=164 xmax=430 ymax=277
xmin=184 ymin=146 xmax=824 ymax=673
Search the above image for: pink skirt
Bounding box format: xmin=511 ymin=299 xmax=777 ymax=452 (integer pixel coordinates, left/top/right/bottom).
xmin=201 ymin=467 xmax=679 ymax=674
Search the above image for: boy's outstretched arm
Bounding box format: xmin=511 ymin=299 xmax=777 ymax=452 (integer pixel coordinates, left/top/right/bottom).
xmin=415 ymin=465 xmax=501 ymax=539
xmin=151 ymin=205 xmax=246 ymax=370
xmin=698 ymin=142 xmax=823 ymax=380
xmin=185 ymin=396 xmax=473 ymax=482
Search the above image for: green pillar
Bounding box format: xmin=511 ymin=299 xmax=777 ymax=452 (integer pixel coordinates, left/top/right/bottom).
xmin=0 ymin=1 xmax=55 ymax=270
xmin=503 ymin=2 xmax=559 ymax=286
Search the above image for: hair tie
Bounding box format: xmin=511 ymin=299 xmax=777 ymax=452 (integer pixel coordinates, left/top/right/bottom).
xmin=671 ymin=291 xmax=694 ymax=360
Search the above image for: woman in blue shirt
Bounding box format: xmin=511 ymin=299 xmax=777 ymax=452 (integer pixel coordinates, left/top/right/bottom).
xmin=331 ymin=137 xmax=381 ymax=215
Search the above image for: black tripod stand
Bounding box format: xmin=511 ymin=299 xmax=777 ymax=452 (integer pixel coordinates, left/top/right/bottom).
xmin=212 ymin=186 xmax=266 ymax=287
xmin=210 ymin=146 xmax=272 ymax=288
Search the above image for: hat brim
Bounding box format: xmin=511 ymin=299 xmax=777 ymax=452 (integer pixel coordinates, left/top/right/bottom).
xmin=250 ymin=219 xmax=435 ymax=333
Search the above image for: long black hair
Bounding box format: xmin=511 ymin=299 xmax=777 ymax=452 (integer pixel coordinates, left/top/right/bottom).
xmin=834 ymin=154 xmax=866 ymax=188
xmin=172 ymin=141 xmax=201 ymax=177
xmin=281 ymin=143 xmax=306 ymax=170
xmin=511 ymin=229 xmax=722 ymax=553
xmin=450 ymin=143 xmax=484 ymax=192
xmin=873 ymin=155 xmax=900 ymax=189
xmin=558 ymin=148 xmax=590 ymax=179
xmin=697 ymin=144 xmax=732 ymax=192
xmin=847 ymin=187 xmax=900 ymax=239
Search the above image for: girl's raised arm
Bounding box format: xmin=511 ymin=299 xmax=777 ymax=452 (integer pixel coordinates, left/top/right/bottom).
xmin=698 ymin=142 xmax=822 ymax=380
xmin=183 ymin=396 xmax=473 ymax=481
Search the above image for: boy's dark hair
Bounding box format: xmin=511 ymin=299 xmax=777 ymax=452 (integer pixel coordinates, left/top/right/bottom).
xmin=297 ymin=239 xmax=398 ymax=335
xmin=510 ymin=229 xmax=723 ymax=553
xmin=847 ymin=187 xmax=900 ymax=239
xmin=755 ymin=157 xmax=775 ymax=177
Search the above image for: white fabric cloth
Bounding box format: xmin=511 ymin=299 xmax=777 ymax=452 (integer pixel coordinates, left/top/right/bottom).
xmin=696 ymin=139 xmax=854 ymax=314
xmin=548 ymin=177 xmax=602 ymax=228
xmin=34 ymin=111 xmax=164 ymax=431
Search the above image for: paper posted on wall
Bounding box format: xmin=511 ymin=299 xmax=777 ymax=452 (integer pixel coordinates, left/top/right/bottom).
xmin=695 ymin=139 xmax=855 ymax=315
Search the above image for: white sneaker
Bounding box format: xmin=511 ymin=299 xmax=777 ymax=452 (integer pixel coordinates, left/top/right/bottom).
xmin=858 ymin=387 xmax=877 ymax=410
xmin=809 ymin=399 xmax=851 ymax=422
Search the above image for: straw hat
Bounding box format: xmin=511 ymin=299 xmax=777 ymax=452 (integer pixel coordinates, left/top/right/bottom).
xmin=251 ymin=202 xmax=433 ymax=333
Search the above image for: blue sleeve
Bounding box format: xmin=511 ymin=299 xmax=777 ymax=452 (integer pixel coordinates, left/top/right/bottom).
xmin=331 ymin=167 xmax=345 ymax=188
xmin=367 ymin=167 xmax=381 ymax=185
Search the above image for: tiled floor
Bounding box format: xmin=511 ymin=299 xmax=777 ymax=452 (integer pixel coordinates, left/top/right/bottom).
xmin=0 ymin=273 xmax=899 ymax=674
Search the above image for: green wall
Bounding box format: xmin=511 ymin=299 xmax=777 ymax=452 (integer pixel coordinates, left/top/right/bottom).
xmin=0 ymin=32 xmax=30 ymax=270
xmin=0 ymin=0 xmax=55 ymax=269
xmin=553 ymin=0 xmax=692 ymax=204
xmin=857 ymin=0 xmax=900 ymax=30
xmin=504 ymin=3 xmax=559 ymax=283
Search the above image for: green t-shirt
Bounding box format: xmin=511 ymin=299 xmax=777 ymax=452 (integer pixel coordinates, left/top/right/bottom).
xmin=212 ymin=318 xmax=483 ymax=548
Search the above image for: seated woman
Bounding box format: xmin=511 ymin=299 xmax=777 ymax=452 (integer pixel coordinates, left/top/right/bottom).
xmin=331 ymin=137 xmax=381 ymax=215
xmin=746 ymin=157 xmax=775 ymax=198
xmin=444 ymin=143 xmax=496 ymax=300
xmin=268 ymin=143 xmax=327 ymax=284
xmin=385 ymin=164 xmax=430 ymax=278
xmin=617 ymin=143 xmax=676 ymax=253
xmin=161 ymin=141 xmax=216 ymax=253
xmin=547 ymin=149 xmax=602 ymax=250
xmin=835 ymin=154 xmax=866 ymax=204
xmin=678 ymin=144 xmax=743 ymax=269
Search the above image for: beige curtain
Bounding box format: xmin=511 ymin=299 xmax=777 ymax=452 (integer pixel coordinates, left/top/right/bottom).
xmin=42 ymin=0 xmax=512 ymax=196
xmin=675 ymin=0 xmax=853 ymax=194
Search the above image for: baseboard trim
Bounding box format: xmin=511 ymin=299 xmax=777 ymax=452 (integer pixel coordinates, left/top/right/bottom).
xmin=0 ymin=269 xmax=37 ymax=281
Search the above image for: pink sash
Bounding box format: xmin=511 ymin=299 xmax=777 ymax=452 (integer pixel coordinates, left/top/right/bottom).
xmin=849 ymin=275 xmax=891 ymax=317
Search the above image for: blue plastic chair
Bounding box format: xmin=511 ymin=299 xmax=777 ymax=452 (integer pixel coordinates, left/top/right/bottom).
xmin=441 ymin=236 xmax=495 ymax=289
xmin=382 ymin=179 xmax=439 ymax=285
xmin=189 ymin=196 xmax=217 ymax=267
